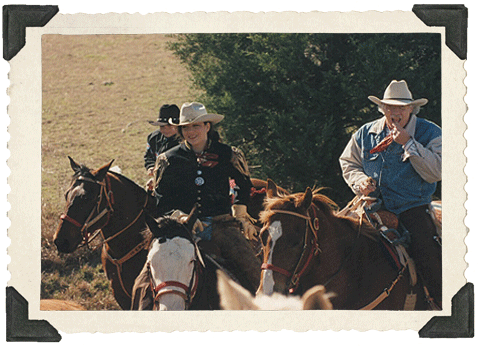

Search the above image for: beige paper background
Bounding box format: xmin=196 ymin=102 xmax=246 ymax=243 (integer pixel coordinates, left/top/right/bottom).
xmin=5 ymin=9 xmax=468 ymax=334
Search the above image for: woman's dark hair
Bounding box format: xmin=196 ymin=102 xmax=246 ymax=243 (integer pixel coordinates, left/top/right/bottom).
xmin=209 ymin=128 xmax=221 ymax=142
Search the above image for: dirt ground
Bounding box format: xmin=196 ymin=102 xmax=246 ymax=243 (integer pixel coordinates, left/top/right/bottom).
xmin=41 ymin=34 xmax=200 ymax=309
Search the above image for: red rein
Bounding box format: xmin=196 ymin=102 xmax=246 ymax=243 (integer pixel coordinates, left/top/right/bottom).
xmin=59 ymin=174 xmax=114 ymax=243
xmin=261 ymin=206 xmax=321 ymax=294
xmin=60 ymin=214 xmax=83 ymax=228
xmin=261 ymin=263 xmax=292 ymax=278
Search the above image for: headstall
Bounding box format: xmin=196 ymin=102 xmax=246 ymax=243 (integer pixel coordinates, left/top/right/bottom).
xmin=261 ymin=205 xmax=321 ymax=293
xmin=60 ymin=175 xmax=114 ymax=246
xmin=149 ymin=259 xmax=201 ymax=310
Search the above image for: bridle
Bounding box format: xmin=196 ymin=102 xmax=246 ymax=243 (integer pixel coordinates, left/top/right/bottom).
xmin=148 ymin=253 xmax=201 ymax=310
xmin=60 ymin=173 xmax=149 ymax=247
xmin=261 ymin=205 xmax=322 ymax=294
xmin=60 ymin=175 xmax=115 ymax=246
xmin=59 ymin=171 xmax=151 ymax=301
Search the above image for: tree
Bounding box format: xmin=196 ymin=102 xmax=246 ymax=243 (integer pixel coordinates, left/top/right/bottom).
xmin=169 ymin=33 xmax=441 ymax=205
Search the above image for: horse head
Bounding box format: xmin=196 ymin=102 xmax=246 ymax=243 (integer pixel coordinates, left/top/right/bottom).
xmin=146 ymin=204 xmax=203 ymax=310
xmin=258 ymin=179 xmax=326 ymax=296
xmin=53 ymin=157 xmax=114 ymax=253
xmin=217 ymin=270 xmax=333 ymax=310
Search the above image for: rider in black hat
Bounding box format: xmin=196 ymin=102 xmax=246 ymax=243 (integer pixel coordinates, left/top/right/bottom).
xmin=144 ymin=104 xmax=181 ymax=190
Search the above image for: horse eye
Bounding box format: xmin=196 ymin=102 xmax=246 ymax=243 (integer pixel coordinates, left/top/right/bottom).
xmin=288 ymin=234 xmax=303 ymax=247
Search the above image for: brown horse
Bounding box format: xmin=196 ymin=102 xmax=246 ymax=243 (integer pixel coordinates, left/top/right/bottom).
xmin=53 ymin=157 xmax=156 ymax=310
xmin=257 ymin=179 xmax=431 ymax=310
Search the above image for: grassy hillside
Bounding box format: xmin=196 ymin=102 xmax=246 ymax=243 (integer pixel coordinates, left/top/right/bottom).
xmin=41 ymin=34 xmax=201 ymax=309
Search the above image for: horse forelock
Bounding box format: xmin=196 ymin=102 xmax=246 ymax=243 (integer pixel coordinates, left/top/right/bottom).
xmin=71 ymin=164 xmax=94 ymax=183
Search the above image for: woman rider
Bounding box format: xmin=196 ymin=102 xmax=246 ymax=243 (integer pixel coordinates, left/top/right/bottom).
xmin=131 ymin=102 xmax=260 ymax=309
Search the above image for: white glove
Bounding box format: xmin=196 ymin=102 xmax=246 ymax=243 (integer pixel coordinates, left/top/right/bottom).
xmin=231 ymin=204 xmax=258 ymax=240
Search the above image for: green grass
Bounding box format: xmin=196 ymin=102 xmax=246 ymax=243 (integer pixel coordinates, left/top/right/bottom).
xmin=41 ymin=34 xmax=201 ymax=310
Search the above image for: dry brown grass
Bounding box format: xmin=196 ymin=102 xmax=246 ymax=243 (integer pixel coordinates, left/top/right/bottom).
xmin=41 ymin=34 xmax=201 ymax=309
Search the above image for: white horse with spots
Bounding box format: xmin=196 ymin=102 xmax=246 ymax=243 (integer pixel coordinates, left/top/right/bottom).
xmin=147 ymin=235 xmax=197 ymax=310
xmin=143 ymin=207 xmax=206 ymax=311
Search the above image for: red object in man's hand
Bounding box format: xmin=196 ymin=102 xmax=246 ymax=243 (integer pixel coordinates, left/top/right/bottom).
xmin=370 ymin=134 xmax=394 ymax=154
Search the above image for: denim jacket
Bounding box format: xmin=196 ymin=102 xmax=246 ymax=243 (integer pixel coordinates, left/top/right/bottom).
xmin=339 ymin=115 xmax=441 ymax=214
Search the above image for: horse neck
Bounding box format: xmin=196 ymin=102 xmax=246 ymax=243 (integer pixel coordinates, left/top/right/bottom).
xmin=310 ymin=208 xmax=395 ymax=306
xmin=101 ymin=173 xmax=147 ymax=251
xmin=309 ymin=202 xmax=362 ymax=283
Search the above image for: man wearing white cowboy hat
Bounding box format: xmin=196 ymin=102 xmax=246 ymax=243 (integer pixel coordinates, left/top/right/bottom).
xmin=339 ymin=80 xmax=442 ymax=307
xmin=144 ymin=104 xmax=181 ymax=191
xmin=131 ymin=102 xmax=260 ymax=309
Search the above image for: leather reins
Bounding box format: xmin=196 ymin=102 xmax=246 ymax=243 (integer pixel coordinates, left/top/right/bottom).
xmin=60 ymin=175 xmax=114 ymax=246
xmin=60 ymin=173 xmax=150 ymax=299
xmin=261 ymin=205 xmax=322 ymax=294
xmin=261 ymin=203 xmax=411 ymax=309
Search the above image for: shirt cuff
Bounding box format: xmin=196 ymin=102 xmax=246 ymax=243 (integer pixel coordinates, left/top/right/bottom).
xmin=402 ymin=138 xmax=420 ymax=161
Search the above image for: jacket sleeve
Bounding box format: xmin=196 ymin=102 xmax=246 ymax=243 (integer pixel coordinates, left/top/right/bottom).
xmin=144 ymin=135 xmax=157 ymax=170
xmin=229 ymin=146 xmax=253 ymax=206
xmin=339 ymin=133 xmax=371 ymax=195
xmin=153 ymin=153 xmax=172 ymax=215
xmin=402 ymin=135 xmax=442 ymax=183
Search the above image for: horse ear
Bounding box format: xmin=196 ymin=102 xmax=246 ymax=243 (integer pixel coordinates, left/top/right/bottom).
xmin=185 ymin=203 xmax=199 ymax=233
xmin=68 ymin=156 xmax=81 ymax=173
xmin=217 ymin=270 xmax=258 ymax=310
xmin=298 ymin=187 xmax=313 ymax=210
xmin=301 ymin=285 xmax=333 ymax=310
xmin=145 ymin=213 xmax=162 ymax=238
xmin=266 ymin=179 xmax=279 ymax=198
xmin=92 ymin=159 xmax=115 ymax=181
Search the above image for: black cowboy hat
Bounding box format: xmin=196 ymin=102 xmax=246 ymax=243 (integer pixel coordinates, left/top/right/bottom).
xmin=148 ymin=104 xmax=180 ymax=126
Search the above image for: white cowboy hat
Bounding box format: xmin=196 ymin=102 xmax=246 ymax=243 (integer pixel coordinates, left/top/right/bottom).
xmin=170 ymin=102 xmax=224 ymax=126
xmin=368 ymin=80 xmax=428 ymax=107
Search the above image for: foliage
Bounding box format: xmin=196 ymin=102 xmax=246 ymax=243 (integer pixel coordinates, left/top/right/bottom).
xmin=169 ymin=33 xmax=441 ymax=204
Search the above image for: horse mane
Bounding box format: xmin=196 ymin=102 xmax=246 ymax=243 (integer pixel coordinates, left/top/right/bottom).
xmin=71 ymin=164 xmax=95 ymax=182
xmin=259 ymin=187 xmax=336 ymax=223
xmin=260 ymin=188 xmax=376 ymax=239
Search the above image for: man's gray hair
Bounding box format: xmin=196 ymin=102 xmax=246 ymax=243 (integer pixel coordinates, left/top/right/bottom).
xmin=377 ymin=104 xmax=421 ymax=116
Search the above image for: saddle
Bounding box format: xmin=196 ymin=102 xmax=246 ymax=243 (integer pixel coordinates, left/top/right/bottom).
xmin=338 ymin=196 xmax=417 ymax=285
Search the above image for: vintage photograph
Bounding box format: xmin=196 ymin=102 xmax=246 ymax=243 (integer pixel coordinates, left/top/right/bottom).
xmin=4 ymin=6 xmax=472 ymax=338
xmin=41 ymin=32 xmax=443 ymax=312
